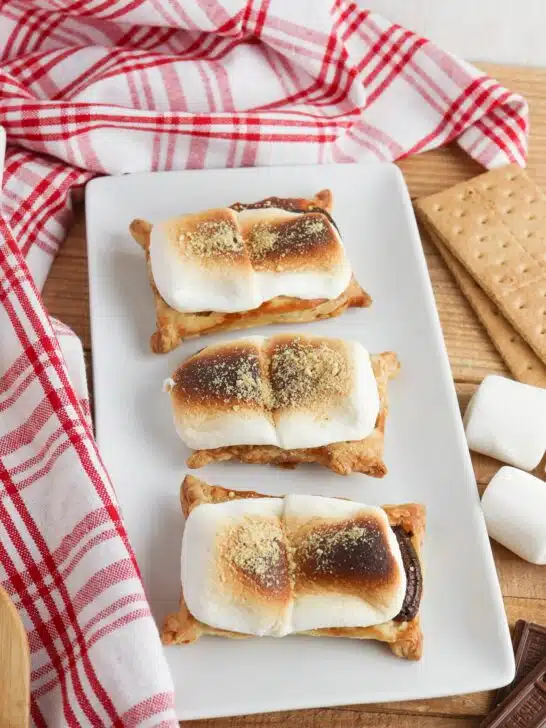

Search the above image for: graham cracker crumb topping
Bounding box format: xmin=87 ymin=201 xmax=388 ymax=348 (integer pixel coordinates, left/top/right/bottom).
xmin=174 ymin=335 xmax=357 ymax=417
xmin=179 ymin=219 xmax=244 ymax=257
xmin=248 ymin=215 xmax=330 ymax=262
xmin=270 ymin=337 xmax=350 ymax=409
xmin=176 ymin=347 xmax=269 ymax=406
xmin=224 ymin=516 xmax=287 ymax=588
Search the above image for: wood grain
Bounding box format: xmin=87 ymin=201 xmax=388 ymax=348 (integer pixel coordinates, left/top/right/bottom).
xmin=183 ymin=712 xmax=483 ymax=727
xmin=0 ymin=586 xmax=29 ymax=728
xmin=41 ymin=63 xmax=546 ymax=726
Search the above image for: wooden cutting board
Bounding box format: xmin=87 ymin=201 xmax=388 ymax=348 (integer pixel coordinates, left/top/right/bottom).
xmin=0 ymin=586 xmax=29 ymax=728
xmin=42 ymin=63 xmax=546 ymax=728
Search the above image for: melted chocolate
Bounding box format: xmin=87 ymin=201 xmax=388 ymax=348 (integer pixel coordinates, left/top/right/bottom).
xmin=230 ymin=196 xmax=341 ymax=234
xmin=392 ymin=526 xmax=423 ymax=622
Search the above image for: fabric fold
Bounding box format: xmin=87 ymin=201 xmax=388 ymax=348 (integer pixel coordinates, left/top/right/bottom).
xmin=0 ymin=217 xmax=177 ymax=725
xmin=0 ymin=1 xmax=528 ymax=287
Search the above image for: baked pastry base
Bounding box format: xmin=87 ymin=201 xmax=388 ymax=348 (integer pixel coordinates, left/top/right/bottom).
xmin=186 ymin=351 xmax=399 ymax=477
xmin=162 ymin=475 xmax=425 ymax=660
xmin=129 ymin=191 xmax=371 ymax=353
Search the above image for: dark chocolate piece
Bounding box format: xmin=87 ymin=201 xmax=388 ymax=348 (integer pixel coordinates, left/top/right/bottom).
xmin=392 ymin=526 xmax=422 ymax=622
xmin=480 ymin=656 xmax=546 ymax=727
xmin=496 ymin=621 xmax=546 ymax=707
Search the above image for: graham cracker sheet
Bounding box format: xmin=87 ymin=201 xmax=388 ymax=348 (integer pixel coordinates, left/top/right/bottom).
xmin=425 ymin=227 xmax=546 ymax=387
xmin=415 ymin=164 xmax=546 ymax=366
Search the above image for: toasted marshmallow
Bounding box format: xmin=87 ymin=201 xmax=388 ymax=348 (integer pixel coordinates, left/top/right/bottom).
xmin=167 ymin=336 xmax=278 ymax=449
xmin=238 ymin=208 xmax=351 ymax=301
xmin=481 ymin=466 xmax=546 ymax=564
xmin=181 ymin=498 xmax=292 ymax=636
xmin=269 ymin=335 xmax=380 ymax=449
xmin=166 ymin=334 xmax=380 ymax=451
xmin=285 ymin=495 xmax=406 ymax=631
xmin=181 ymin=494 xmax=406 ymax=636
xmin=150 ymin=208 xmax=260 ymax=313
xmin=149 ymin=206 xmax=352 ymax=313
xmin=464 ymin=375 xmax=546 ymax=471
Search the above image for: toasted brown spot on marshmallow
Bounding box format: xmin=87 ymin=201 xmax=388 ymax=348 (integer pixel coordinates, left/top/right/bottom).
xmin=292 ymin=515 xmax=400 ymax=606
xmin=172 ymin=341 xmax=270 ymax=410
xmin=268 ymin=334 xmax=352 ymax=411
xmin=219 ymin=515 xmax=292 ymax=596
xmin=246 ymin=214 xmax=336 ymax=269
xmin=166 ymin=208 xmax=246 ymax=263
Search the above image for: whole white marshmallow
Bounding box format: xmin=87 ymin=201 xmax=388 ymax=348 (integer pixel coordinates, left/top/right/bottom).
xmin=481 ymin=466 xmax=546 ymax=564
xmin=464 ymin=375 xmax=546 ymax=471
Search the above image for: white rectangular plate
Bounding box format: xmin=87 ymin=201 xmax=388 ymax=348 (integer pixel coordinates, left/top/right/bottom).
xmin=86 ymin=163 xmax=513 ymax=720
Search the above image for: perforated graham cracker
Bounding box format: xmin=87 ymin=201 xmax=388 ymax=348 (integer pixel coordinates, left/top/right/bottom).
xmin=426 ymin=228 xmax=546 ymax=387
xmin=415 ymin=164 xmax=546 ymax=366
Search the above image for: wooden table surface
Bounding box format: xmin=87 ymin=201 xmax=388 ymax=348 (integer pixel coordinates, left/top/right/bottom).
xmin=42 ymin=64 xmax=545 ymax=727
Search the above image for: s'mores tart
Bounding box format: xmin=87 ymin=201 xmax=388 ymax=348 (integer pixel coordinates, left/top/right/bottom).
xmin=130 ymin=191 xmax=370 ymax=353
xmin=164 ymin=333 xmax=399 ymax=476
xmin=162 ymin=475 xmax=425 ymax=660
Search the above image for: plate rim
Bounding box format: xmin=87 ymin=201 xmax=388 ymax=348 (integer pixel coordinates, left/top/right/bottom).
xmin=85 ymin=162 xmax=515 ymax=719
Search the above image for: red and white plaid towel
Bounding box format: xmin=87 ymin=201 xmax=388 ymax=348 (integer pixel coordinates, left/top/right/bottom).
xmin=0 ymin=1 xmax=529 ymax=725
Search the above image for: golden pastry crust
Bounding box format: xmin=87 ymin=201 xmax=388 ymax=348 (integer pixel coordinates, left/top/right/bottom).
xmin=162 ymin=475 xmax=425 ymax=660
xmin=129 ymin=191 xmax=371 ymax=353
xmin=186 ymin=351 xmax=399 ymax=477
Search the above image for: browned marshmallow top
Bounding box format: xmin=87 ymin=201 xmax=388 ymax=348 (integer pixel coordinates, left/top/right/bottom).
xmin=171 ymin=338 xmax=269 ymax=413
xmin=268 ymin=334 xmax=353 ymax=413
xmin=181 ymin=494 xmax=410 ymax=636
xmin=295 ymin=518 xmax=397 ymax=584
xmin=167 ymin=334 xmax=380 ymax=451
xmin=239 ymin=211 xmax=341 ymax=272
xmin=218 ymin=514 xmax=291 ymax=598
xmin=149 ymin=200 xmax=352 ymax=314
xmin=164 ymin=208 xmax=246 ymax=262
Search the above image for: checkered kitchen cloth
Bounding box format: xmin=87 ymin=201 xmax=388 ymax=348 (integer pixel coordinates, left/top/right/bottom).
xmin=0 ymin=1 xmax=528 ymax=725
